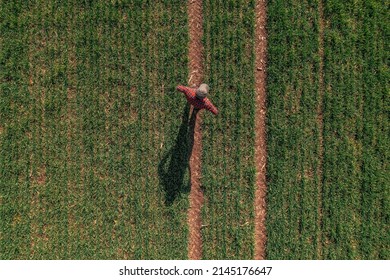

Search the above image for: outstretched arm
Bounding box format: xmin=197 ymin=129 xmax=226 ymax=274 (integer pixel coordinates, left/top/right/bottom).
xmin=176 ymin=85 xmax=190 ymax=94
xmin=204 ymin=99 xmax=219 ymax=115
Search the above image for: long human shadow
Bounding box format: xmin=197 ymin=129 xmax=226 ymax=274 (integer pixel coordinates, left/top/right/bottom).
xmin=158 ymin=104 xmax=198 ymax=206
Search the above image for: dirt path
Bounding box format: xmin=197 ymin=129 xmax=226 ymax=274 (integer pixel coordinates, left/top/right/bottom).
xmin=187 ymin=0 xmax=204 ymax=260
xmin=316 ymin=0 xmax=325 ymax=259
xmin=188 ymin=0 xmax=203 ymax=260
xmin=254 ymin=0 xmax=268 ymax=260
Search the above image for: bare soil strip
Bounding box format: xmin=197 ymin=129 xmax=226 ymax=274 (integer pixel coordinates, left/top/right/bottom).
xmin=187 ymin=0 xmax=204 ymax=260
xmin=254 ymin=0 xmax=268 ymax=260
xmin=316 ymin=0 xmax=325 ymax=259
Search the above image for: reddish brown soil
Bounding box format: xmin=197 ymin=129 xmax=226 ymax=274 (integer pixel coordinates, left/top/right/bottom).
xmin=187 ymin=0 xmax=204 ymax=260
xmin=254 ymin=0 xmax=268 ymax=260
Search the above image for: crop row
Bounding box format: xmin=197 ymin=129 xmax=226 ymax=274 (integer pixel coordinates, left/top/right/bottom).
xmin=0 ymin=0 xmax=190 ymax=259
xmin=266 ymin=0 xmax=388 ymax=259
xmin=202 ymin=0 xmax=256 ymax=259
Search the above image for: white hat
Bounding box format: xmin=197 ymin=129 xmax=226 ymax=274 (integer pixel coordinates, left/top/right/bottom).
xmin=196 ymin=83 xmax=209 ymax=99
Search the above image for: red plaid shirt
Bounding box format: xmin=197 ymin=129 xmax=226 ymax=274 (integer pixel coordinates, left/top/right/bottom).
xmin=176 ymin=85 xmax=219 ymax=115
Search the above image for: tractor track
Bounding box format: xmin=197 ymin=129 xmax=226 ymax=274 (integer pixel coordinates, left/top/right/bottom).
xmin=254 ymin=0 xmax=268 ymax=260
xmin=187 ymin=0 xmax=204 ymax=260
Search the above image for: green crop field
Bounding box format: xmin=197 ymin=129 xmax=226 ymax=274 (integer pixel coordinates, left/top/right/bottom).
xmin=202 ymin=0 xmax=256 ymax=259
xmin=266 ymin=0 xmax=389 ymax=259
xmin=1 ymin=0 xmax=190 ymax=259
xmin=266 ymin=0 xmax=322 ymax=259
xmin=1 ymin=0 xmax=388 ymax=260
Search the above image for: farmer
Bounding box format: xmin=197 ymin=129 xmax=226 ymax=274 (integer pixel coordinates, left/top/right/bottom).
xmin=176 ymin=83 xmax=219 ymax=115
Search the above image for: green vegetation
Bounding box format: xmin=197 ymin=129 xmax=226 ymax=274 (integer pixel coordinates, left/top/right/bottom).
xmin=202 ymin=0 xmax=256 ymax=259
xmin=1 ymin=0 xmax=387 ymax=260
xmin=322 ymin=0 xmax=389 ymax=259
xmin=266 ymin=0 xmax=321 ymax=259
xmin=0 ymin=0 xmax=32 ymax=259
xmin=266 ymin=0 xmax=389 ymax=259
xmin=1 ymin=0 xmax=190 ymax=259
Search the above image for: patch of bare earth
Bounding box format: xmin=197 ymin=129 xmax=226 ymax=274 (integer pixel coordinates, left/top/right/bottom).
xmin=187 ymin=0 xmax=204 ymax=260
xmin=254 ymin=0 xmax=268 ymax=260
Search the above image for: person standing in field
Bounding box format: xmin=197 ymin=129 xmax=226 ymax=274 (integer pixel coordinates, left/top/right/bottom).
xmin=176 ymin=83 xmax=219 ymax=115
